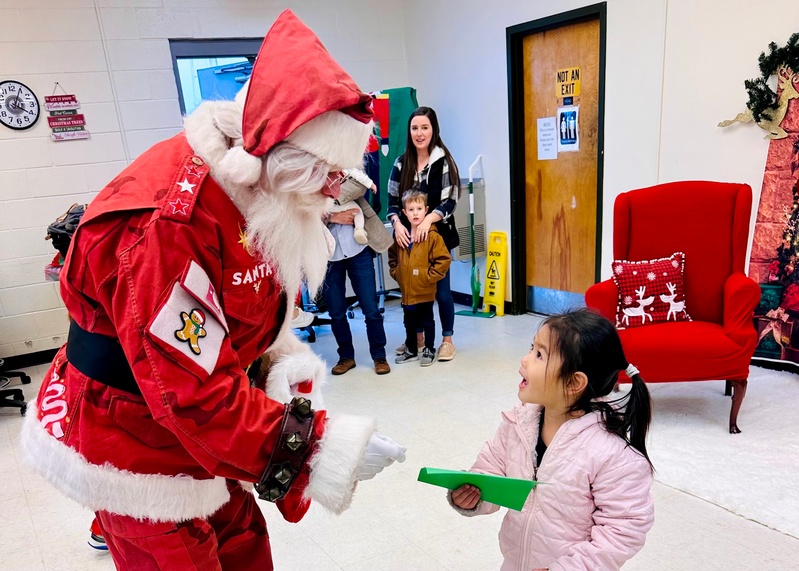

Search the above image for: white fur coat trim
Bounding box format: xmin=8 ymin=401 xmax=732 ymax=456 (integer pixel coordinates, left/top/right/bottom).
xmin=184 ymin=102 xmax=254 ymax=202
xmin=265 ymin=350 xmax=326 ymax=407
xmin=20 ymin=404 xmax=230 ymax=522
xmin=304 ymin=413 xmax=375 ymax=514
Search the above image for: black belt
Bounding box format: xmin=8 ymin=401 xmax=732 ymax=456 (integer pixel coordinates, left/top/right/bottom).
xmin=66 ymin=319 xmax=141 ymax=395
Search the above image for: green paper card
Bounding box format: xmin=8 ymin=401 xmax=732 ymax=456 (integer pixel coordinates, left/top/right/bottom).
xmin=417 ymin=467 xmax=537 ymax=511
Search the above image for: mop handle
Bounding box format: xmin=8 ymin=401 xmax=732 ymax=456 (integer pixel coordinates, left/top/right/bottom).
xmin=468 ymin=155 xmax=482 ymax=214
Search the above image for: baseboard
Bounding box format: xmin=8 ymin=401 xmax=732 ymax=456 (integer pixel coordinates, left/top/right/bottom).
xmin=751 ymin=357 xmax=799 ymax=375
xmin=3 ymin=348 xmax=59 ymax=370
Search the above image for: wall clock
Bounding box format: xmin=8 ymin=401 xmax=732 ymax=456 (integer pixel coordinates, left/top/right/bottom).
xmin=0 ymin=80 xmax=40 ymax=130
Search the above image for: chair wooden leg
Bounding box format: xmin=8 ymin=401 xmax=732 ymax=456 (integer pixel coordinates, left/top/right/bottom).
xmin=728 ymin=379 xmax=747 ymax=434
xmin=724 ymin=380 xmax=732 ymax=396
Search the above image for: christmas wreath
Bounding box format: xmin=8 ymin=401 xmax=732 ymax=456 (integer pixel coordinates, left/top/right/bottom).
xmin=743 ymin=33 xmax=799 ymax=123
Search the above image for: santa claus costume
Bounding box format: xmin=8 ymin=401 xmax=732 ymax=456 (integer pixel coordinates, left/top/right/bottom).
xmin=20 ymin=10 xmax=405 ymax=571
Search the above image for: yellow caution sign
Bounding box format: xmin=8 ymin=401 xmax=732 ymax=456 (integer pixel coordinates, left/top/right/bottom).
xmin=483 ymin=231 xmax=507 ymax=316
xmin=555 ymin=66 xmax=581 ymax=98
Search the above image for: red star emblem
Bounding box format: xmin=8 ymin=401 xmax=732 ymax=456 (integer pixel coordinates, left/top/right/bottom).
xmin=169 ymin=198 xmax=189 ymax=215
xmin=184 ymin=164 xmax=203 ymax=178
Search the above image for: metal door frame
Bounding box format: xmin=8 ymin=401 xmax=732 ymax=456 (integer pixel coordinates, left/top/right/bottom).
xmin=506 ymin=3 xmax=607 ymax=315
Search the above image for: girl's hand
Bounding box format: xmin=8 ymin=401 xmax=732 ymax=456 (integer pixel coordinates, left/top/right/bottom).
xmin=370 ymin=183 xmax=378 ymax=194
xmin=414 ymin=219 xmax=432 ymax=243
xmin=394 ymin=220 xmax=411 ymax=248
xmin=451 ymin=484 xmax=480 ymax=510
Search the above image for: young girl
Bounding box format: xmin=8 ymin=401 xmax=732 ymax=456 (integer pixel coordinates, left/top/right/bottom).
xmin=387 ymin=106 xmax=460 ymax=361
xmin=449 ymin=309 xmax=654 ymax=571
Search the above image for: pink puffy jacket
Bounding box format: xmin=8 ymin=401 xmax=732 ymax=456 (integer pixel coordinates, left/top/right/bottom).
xmin=451 ymin=403 xmax=654 ymax=570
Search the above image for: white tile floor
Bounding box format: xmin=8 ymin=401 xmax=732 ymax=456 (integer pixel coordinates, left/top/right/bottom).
xmin=2 ymin=301 xmax=798 ymax=570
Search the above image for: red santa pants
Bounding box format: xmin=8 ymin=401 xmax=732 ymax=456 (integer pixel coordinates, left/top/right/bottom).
xmin=96 ymin=480 xmax=273 ymax=571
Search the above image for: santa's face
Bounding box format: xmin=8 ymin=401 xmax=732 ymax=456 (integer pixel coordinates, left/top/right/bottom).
xmin=322 ymin=171 xmax=344 ymax=199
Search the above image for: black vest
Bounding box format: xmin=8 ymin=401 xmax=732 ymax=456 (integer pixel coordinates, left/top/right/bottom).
xmin=400 ymin=156 xmax=460 ymax=251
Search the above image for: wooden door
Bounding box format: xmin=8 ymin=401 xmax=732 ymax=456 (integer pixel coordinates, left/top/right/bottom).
xmin=522 ymin=17 xmax=602 ymax=313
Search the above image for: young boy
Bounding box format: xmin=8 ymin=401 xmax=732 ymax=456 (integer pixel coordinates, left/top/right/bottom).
xmin=388 ymin=190 xmax=452 ymax=366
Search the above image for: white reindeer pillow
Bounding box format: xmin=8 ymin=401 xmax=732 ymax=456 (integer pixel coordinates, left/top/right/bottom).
xmin=611 ymin=252 xmax=692 ymax=329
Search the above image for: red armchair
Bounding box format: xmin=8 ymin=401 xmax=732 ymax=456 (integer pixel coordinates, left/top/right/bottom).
xmin=585 ymin=181 xmax=760 ymax=433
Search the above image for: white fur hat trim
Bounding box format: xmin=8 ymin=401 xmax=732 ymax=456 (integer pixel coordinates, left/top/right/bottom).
xmin=218 ymin=146 xmax=263 ymax=187
xmin=286 ymin=111 xmax=373 ymax=171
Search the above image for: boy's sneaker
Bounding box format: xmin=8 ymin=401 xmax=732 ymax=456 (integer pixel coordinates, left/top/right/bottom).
xmin=395 ymin=342 xmax=425 ymax=355
xmin=88 ymin=518 xmax=108 ymax=551
xmin=420 ymin=347 xmax=436 ymax=367
xmin=395 ymin=351 xmax=419 ymax=364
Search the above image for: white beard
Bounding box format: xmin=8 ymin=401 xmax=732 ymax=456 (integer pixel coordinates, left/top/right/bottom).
xmin=183 ymin=100 xmax=335 ymax=297
xmin=241 ymin=189 xmax=332 ymax=297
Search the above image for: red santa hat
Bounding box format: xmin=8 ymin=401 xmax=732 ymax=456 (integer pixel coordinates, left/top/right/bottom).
xmin=241 ymin=10 xmax=373 ymax=172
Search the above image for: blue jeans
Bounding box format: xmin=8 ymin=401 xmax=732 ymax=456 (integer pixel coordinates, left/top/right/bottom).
xmin=412 ymin=266 xmax=455 ymax=339
xmin=323 ymin=248 xmax=387 ymax=361
xmin=436 ymin=269 xmax=455 ymax=337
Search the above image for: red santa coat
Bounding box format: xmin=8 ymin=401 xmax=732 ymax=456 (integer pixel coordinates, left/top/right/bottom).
xmin=22 ymin=134 xmax=328 ymax=523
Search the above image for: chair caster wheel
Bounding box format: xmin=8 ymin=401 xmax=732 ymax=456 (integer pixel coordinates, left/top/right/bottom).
xmin=347 ymin=311 xmax=354 ymax=319
xmin=22 ymin=374 xmax=31 ymax=385
xmin=21 ymin=403 xmax=27 ymax=416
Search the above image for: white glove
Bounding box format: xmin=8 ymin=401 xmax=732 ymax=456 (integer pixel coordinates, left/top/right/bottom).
xmin=358 ymin=432 xmax=407 ymax=481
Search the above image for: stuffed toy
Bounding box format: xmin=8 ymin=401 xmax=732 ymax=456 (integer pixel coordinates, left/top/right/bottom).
xmin=329 ymin=179 xmax=369 ymax=244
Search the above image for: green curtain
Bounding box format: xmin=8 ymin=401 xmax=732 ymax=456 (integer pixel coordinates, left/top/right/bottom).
xmin=376 ymin=86 xmax=418 ymax=221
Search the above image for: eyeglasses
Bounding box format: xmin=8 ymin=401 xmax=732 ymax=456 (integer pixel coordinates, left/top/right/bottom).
xmin=324 ymin=171 xmax=348 ymax=192
xmin=327 ymin=171 xmax=347 ymax=186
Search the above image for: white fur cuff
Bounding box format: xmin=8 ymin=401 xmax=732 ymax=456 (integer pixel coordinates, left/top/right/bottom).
xmin=266 ymin=351 xmax=327 ymax=406
xmin=304 ymin=414 xmax=376 ymax=514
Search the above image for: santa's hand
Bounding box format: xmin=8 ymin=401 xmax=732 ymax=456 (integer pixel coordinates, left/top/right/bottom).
xmin=358 ymin=432 xmax=406 ymax=481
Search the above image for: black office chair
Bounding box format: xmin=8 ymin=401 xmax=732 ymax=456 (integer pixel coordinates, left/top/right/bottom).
xmin=298 ymin=289 xmax=332 ymax=343
xmin=0 ymin=358 xmax=30 ymax=416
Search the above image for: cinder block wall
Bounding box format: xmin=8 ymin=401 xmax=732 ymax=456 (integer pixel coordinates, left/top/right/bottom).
xmin=0 ymin=0 xmax=407 ymax=358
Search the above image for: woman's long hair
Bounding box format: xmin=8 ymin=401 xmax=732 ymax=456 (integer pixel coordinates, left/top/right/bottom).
xmin=398 ymin=107 xmax=460 ymax=198
xmin=544 ymin=309 xmax=653 ymax=469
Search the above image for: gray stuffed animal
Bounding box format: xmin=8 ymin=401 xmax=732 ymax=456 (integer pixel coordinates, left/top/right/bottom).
xmin=330 ymin=175 xmax=393 ymax=254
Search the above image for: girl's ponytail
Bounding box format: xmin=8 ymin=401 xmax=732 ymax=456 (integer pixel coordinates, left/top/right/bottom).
xmin=622 ymin=364 xmax=653 ymax=467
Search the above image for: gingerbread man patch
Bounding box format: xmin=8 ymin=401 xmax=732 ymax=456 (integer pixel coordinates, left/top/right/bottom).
xmin=148 ymin=269 xmax=225 ymax=376
xmin=174 ymin=308 xmax=207 ymax=355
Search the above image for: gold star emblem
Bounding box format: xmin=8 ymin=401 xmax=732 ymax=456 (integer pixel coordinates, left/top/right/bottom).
xmin=238 ymin=225 xmax=252 ymax=256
